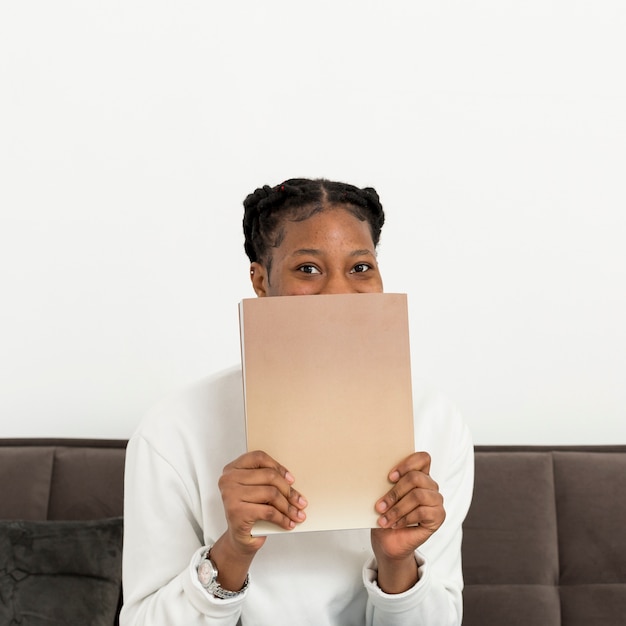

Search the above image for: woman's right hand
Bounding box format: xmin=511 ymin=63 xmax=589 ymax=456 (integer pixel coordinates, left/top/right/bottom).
xmin=218 ymin=450 xmax=308 ymax=554
xmin=209 ymin=451 xmax=307 ymax=592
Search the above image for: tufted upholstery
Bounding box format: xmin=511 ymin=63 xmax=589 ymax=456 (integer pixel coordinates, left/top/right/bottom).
xmin=0 ymin=439 xmax=126 ymax=521
xmin=462 ymin=446 xmax=626 ymax=625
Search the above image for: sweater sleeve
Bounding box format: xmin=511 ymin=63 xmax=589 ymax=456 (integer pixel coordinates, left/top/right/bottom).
xmin=363 ymin=395 xmax=475 ymax=626
xmin=119 ymin=435 xmax=245 ymax=626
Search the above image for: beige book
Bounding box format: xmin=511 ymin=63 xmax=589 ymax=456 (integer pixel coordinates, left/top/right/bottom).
xmin=239 ymin=292 xmax=415 ymax=535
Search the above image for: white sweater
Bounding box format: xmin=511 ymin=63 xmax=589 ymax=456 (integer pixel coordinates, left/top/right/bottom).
xmin=120 ymin=366 xmax=474 ymax=626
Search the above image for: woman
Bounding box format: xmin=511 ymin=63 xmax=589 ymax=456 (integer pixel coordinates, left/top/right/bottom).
xmin=121 ymin=178 xmax=474 ymax=625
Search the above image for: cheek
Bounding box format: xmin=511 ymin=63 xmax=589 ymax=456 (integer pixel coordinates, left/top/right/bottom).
xmin=267 ymin=274 xmax=319 ymax=297
xmin=290 ymin=286 xmax=319 ymax=296
xmin=270 ymin=283 xmax=319 ymax=297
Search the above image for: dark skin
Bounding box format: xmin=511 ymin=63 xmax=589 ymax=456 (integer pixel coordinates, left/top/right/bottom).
xmin=211 ymin=206 xmax=445 ymax=594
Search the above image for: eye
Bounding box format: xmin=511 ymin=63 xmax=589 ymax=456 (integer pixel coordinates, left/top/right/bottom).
xmin=351 ymin=263 xmax=372 ymax=274
xmin=297 ymin=264 xmax=321 ymax=275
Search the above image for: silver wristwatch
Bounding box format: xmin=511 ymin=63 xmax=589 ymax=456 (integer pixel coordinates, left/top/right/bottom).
xmin=197 ymin=549 xmax=249 ymax=599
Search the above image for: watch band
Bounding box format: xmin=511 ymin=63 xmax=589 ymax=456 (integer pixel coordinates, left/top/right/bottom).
xmin=197 ymin=548 xmax=249 ymax=599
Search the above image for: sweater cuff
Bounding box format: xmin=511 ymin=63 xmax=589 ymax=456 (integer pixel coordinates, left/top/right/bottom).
xmin=363 ymin=551 xmax=431 ymax=612
xmin=181 ymin=546 xmax=248 ymax=619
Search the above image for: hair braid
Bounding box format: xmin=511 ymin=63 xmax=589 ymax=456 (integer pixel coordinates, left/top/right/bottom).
xmin=242 ymin=178 xmax=385 ymax=264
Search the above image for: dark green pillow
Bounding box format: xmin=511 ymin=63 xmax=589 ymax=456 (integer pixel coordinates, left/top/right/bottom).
xmin=0 ymin=517 xmax=123 ymax=626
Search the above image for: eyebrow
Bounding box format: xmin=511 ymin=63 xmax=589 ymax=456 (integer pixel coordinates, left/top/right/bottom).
xmin=291 ymin=248 xmax=375 ymax=257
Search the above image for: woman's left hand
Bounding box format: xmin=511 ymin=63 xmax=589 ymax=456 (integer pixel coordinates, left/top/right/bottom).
xmin=370 ymin=451 xmax=445 ymax=592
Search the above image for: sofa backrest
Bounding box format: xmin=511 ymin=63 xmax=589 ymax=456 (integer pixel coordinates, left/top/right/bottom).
xmin=462 ymin=445 xmax=626 ymax=626
xmin=0 ymin=439 xmax=127 ymax=626
xmin=2 ymin=440 xmax=626 ymax=625
xmin=0 ymin=438 xmax=126 ymax=520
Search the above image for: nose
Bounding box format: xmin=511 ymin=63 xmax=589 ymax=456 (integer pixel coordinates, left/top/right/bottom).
xmin=318 ymin=272 xmax=357 ymax=295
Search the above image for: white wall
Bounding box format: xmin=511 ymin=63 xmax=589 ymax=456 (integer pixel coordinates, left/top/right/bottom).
xmin=1 ymin=1 xmax=624 ymax=444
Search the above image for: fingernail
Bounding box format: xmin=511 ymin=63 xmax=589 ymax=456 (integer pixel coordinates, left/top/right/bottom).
xmin=389 ymin=470 xmax=400 ymax=482
xmin=379 ymin=516 xmax=388 ymax=527
xmin=298 ymin=496 xmax=308 ymax=507
xmin=377 ymin=500 xmax=388 ymax=512
xmin=285 ymin=471 xmax=295 ymax=483
xmin=297 ymin=510 xmax=306 ymax=520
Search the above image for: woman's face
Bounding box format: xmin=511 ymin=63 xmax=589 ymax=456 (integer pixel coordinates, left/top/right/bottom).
xmin=250 ymin=206 xmax=384 ymax=297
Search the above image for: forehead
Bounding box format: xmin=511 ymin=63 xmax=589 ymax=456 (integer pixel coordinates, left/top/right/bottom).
xmin=276 ymin=206 xmax=376 ymax=250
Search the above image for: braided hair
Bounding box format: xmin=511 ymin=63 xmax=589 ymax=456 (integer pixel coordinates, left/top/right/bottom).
xmin=242 ymin=178 xmax=385 ymax=266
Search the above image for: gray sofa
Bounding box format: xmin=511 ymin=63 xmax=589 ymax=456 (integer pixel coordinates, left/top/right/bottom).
xmin=1 ymin=439 xmax=625 ymax=625
xmin=0 ymin=439 xmax=125 ymax=625
xmin=462 ymin=445 xmax=626 ymax=625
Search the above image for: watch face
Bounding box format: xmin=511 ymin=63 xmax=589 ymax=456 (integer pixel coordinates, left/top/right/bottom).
xmin=198 ymin=559 xmax=215 ymax=586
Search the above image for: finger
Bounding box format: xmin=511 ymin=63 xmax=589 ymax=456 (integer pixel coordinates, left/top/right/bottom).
xmin=391 ymin=502 xmax=445 ymax=530
xmin=226 ymin=467 xmax=307 ymax=507
xmin=244 ymin=501 xmax=307 ymax=531
xmin=378 ymin=490 xmax=444 ymax=530
xmin=225 ymin=500 xmax=304 ymax=533
xmin=238 ymin=484 xmax=307 ymax=521
xmin=376 ymin=468 xmax=438 ymax=516
xmin=223 ymin=484 xmax=307 ymax=532
xmin=227 ymin=450 xmax=294 ymax=482
xmin=223 ymin=451 xmax=307 ymax=507
xmin=243 ymin=488 xmax=307 ymax=526
xmin=387 ymin=451 xmax=432 ymax=483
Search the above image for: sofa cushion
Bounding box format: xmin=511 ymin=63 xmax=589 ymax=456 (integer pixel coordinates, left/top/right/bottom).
xmin=463 ymin=585 xmax=561 ymax=625
xmin=0 ymin=441 xmax=126 ymax=521
xmin=0 ymin=447 xmax=55 ymax=520
xmin=47 ymin=447 xmax=125 ymax=520
xmin=0 ymin=517 xmax=123 ymax=626
xmin=462 ymin=452 xmax=560 ymax=625
xmin=555 ymin=451 xmax=626 ymax=625
xmin=462 ymin=452 xmax=559 ymax=583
